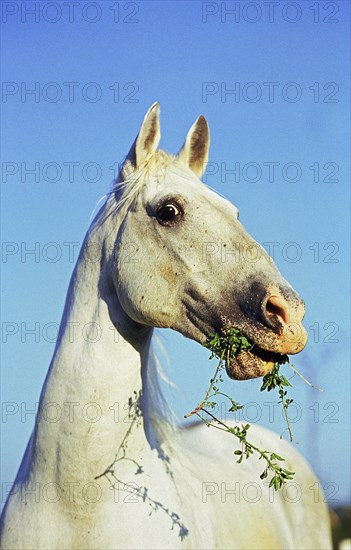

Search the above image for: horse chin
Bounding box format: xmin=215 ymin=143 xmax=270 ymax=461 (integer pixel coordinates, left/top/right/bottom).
xmin=225 ymin=348 xmax=283 ymax=381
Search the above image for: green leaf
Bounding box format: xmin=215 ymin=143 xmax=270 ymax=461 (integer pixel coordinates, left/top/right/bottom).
xmin=269 ymin=477 xmax=275 ymax=489
xmin=228 ymin=399 xmax=243 ymax=412
xmin=270 ymin=453 xmax=285 ymax=462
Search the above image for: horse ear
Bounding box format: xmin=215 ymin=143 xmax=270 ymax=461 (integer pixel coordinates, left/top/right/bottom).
xmin=177 ymin=115 xmax=210 ymax=177
xmin=125 ymin=102 xmax=161 ymax=169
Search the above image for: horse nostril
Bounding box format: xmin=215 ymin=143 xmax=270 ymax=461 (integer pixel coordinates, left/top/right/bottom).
xmin=265 ymin=295 xmax=289 ymax=326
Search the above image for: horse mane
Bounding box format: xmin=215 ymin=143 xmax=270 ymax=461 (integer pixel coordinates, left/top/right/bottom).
xmin=143 ymin=331 xmax=178 ymax=447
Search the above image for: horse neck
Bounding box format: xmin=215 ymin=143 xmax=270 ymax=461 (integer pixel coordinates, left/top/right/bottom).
xmin=32 ymin=202 xmax=167 ymax=484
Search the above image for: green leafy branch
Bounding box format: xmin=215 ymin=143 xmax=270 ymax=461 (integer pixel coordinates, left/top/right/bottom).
xmin=200 ymin=407 xmax=295 ymax=490
xmin=260 ymin=361 xmax=293 ymax=442
xmin=184 ymin=326 xmax=318 ymax=490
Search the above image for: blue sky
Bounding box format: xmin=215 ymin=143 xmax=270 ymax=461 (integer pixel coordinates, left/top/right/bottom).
xmin=1 ymin=1 xmax=350 ymax=506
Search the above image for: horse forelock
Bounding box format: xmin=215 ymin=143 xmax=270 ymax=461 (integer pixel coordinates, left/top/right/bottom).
xmin=112 ymin=149 xmax=205 ymax=216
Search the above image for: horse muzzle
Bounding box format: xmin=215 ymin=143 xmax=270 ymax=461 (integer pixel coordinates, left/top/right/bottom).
xmin=224 ymin=285 xmax=308 ymax=380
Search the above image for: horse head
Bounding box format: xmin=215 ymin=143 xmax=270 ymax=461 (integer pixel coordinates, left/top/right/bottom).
xmin=111 ymin=103 xmax=307 ymax=380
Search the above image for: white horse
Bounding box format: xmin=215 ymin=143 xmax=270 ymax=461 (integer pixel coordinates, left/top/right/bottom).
xmin=1 ymin=104 xmax=332 ymax=549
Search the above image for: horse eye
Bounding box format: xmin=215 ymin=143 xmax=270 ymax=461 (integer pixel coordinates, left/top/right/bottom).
xmin=156 ymin=203 xmax=181 ymax=223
